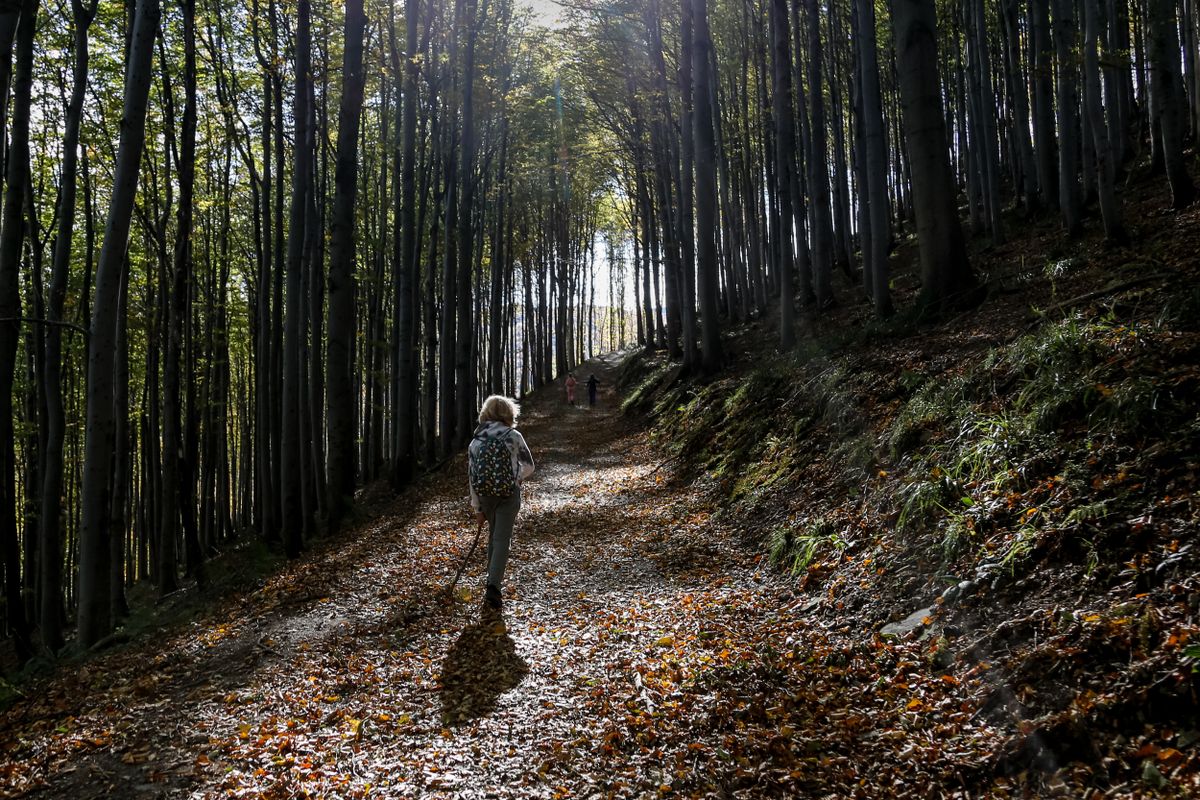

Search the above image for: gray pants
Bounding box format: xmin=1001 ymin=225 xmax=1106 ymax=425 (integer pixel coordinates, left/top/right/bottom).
xmin=479 ymin=492 xmax=521 ymax=588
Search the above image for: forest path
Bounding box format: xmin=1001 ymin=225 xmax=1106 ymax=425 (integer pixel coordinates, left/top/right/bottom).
xmin=1 ymin=352 xmax=1011 ymax=798
xmin=4 ymin=352 xmax=827 ymax=799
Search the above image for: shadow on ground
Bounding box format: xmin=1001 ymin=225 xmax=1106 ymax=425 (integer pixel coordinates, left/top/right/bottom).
xmin=439 ymin=608 xmax=529 ymax=726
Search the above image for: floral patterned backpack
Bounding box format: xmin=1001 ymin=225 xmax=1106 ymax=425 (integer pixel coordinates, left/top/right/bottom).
xmin=470 ymin=430 xmax=516 ymax=498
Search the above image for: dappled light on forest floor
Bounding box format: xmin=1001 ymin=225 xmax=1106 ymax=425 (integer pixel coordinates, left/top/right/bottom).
xmin=1 ymin=348 xmax=1197 ymax=798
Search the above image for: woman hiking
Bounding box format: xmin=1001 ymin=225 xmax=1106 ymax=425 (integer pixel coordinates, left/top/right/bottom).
xmin=586 ymin=373 xmax=601 ymax=407
xmin=565 ymin=372 xmax=577 ymax=406
xmin=468 ymin=395 xmax=535 ymax=610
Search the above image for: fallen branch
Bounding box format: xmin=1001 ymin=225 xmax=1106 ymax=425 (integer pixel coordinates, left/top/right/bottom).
xmin=1024 ymin=272 xmax=1172 ymax=332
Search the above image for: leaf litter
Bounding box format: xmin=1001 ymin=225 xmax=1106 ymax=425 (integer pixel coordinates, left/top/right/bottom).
xmin=0 ymin=338 xmax=1197 ymax=798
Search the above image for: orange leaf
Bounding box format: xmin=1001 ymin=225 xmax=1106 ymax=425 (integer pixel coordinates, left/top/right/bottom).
xmin=1158 ymin=748 xmax=1185 ymax=768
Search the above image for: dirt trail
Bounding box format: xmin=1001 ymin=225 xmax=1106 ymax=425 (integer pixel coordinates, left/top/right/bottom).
xmin=4 ymin=353 xmax=817 ymax=799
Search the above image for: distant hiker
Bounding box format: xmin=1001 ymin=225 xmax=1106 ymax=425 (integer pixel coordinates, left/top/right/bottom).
xmin=468 ymin=395 xmax=535 ymax=610
xmin=565 ymin=373 xmax=577 ymax=406
xmin=586 ymin=374 xmax=600 ymax=407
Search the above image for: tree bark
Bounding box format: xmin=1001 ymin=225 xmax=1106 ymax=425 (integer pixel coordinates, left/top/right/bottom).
xmin=769 ymin=0 xmax=800 ymax=348
xmin=0 ymin=0 xmax=35 ymax=660
xmin=1148 ymin=0 xmax=1196 ymax=208
xmin=1083 ymin=0 xmax=1126 ymax=241
xmin=1002 ymin=0 xmax=1037 ymax=209
xmin=162 ymin=0 xmax=203 ymax=596
xmin=41 ymin=0 xmax=96 ymax=654
xmin=856 ymin=0 xmax=894 ymax=317
xmin=281 ymin=0 xmax=312 ymax=558
xmin=1030 ymin=0 xmax=1058 ymax=209
xmin=393 ymin=0 xmax=421 ymax=486
xmin=326 ymin=0 xmax=366 ymax=532
xmin=805 ymin=0 xmax=835 ymax=306
xmin=454 ymin=0 xmax=479 ymax=447
xmin=78 ymin=0 xmax=159 ymax=647
xmin=693 ymin=0 xmax=722 ymax=371
xmin=891 ymin=0 xmax=977 ymax=315
xmin=1052 ymin=0 xmax=1083 ymax=234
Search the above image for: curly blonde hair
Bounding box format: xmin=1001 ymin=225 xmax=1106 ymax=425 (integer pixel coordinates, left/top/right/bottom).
xmin=478 ymin=395 xmax=520 ymax=427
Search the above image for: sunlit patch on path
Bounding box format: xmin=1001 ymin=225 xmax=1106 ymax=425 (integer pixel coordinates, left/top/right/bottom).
xmin=1 ymin=352 xmax=1025 ymax=798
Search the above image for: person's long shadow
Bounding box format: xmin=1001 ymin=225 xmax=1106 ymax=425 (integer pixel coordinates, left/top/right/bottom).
xmin=439 ymin=608 xmax=529 ymax=727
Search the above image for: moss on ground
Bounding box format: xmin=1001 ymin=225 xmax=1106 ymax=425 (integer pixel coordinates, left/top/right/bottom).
xmin=636 ymin=284 xmax=1200 ymax=585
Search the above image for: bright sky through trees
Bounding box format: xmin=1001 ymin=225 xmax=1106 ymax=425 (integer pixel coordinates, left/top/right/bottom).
xmin=521 ymin=0 xmax=566 ymax=27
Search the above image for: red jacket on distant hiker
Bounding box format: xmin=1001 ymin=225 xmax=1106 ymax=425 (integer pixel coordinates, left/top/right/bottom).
xmin=565 ymin=373 xmax=577 ymax=405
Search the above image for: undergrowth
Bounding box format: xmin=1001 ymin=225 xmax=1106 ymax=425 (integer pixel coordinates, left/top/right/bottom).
xmin=635 ymin=295 xmax=1197 ymax=584
xmin=890 ymin=312 xmax=1193 ymax=571
xmin=767 ymin=516 xmax=845 ymax=575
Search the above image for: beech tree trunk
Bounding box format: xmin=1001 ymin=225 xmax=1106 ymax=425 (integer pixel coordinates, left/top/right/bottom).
xmin=856 ymin=0 xmax=893 ymax=318
xmin=769 ymin=0 xmax=800 ymax=348
xmin=891 ymin=0 xmax=976 ymax=315
xmin=1030 ymin=0 xmax=1058 ymax=209
xmin=78 ymin=0 xmax=159 ymax=647
xmin=1083 ymin=0 xmax=1126 ymax=241
xmin=0 ymin=0 xmax=34 ymax=659
xmin=281 ymin=0 xmax=312 ymax=558
xmin=1002 ymin=0 xmax=1036 ymax=209
xmin=326 ymin=0 xmax=366 ymax=532
xmin=41 ymin=0 xmax=95 ymax=653
xmin=1052 ymin=0 xmax=1082 ymax=234
xmin=805 ymin=0 xmax=834 ymax=307
xmin=693 ymin=0 xmax=722 ymax=371
xmin=454 ymin=0 xmax=479 ymax=448
xmin=679 ymin=0 xmax=699 ymax=370
xmin=162 ymin=0 xmax=202 ymax=596
xmin=393 ymin=0 xmax=420 ymax=486
xmin=1148 ymin=0 xmax=1196 ymax=208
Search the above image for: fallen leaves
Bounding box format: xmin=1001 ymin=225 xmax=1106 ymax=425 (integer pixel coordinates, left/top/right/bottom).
xmin=2 ymin=352 xmax=1198 ymax=798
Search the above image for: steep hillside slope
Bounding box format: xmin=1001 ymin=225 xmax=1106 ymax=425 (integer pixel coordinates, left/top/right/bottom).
xmin=623 ymin=176 xmax=1200 ymax=793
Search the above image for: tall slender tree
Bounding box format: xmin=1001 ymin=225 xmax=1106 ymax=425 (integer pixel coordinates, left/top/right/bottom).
xmin=1052 ymin=0 xmax=1082 ymax=234
xmin=326 ymin=0 xmax=367 ymax=532
xmin=392 ymin=0 xmax=421 ymax=487
xmin=692 ymin=0 xmax=722 ymax=370
xmin=1148 ymin=0 xmax=1196 ymax=208
xmin=856 ymin=0 xmax=893 ymax=318
xmin=41 ymin=0 xmax=98 ymax=653
xmin=0 ymin=0 xmax=36 ymax=659
xmin=281 ymin=0 xmax=313 ymax=558
xmin=769 ymin=0 xmax=800 ymax=348
xmin=891 ymin=0 xmax=976 ymax=314
xmin=78 ymin=0 xmax=160 ymax=647
xmin=1082 ymin=0 xmax=1125 ymax=241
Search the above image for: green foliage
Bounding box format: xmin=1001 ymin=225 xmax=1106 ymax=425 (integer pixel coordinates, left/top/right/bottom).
xmin=1065 ymin=501 xmax=1109 ymax=526
xmin=999 ymin=525 xmax=1038 ymax=574
xmin=767 ymin=517 xmax=843 ymax=574
xmin=1091 ymin=376 xmax=1164 ymax=436
xmin=880 ymin=307 xmax=1198 ymax=575
xmin=620 ymin=363 xmax=672 ymax=414
xmin=887 ymin=378 xmax=954 ymax=460
xmin=897 ymin=475 xmax=948 ymax=535
xmin=1185 ymin=643 xmax=1200 ymax=673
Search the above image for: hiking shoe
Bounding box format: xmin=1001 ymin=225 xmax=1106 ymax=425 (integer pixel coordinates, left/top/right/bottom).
xmin=484 ymin=584 xmax=502 ymax=609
